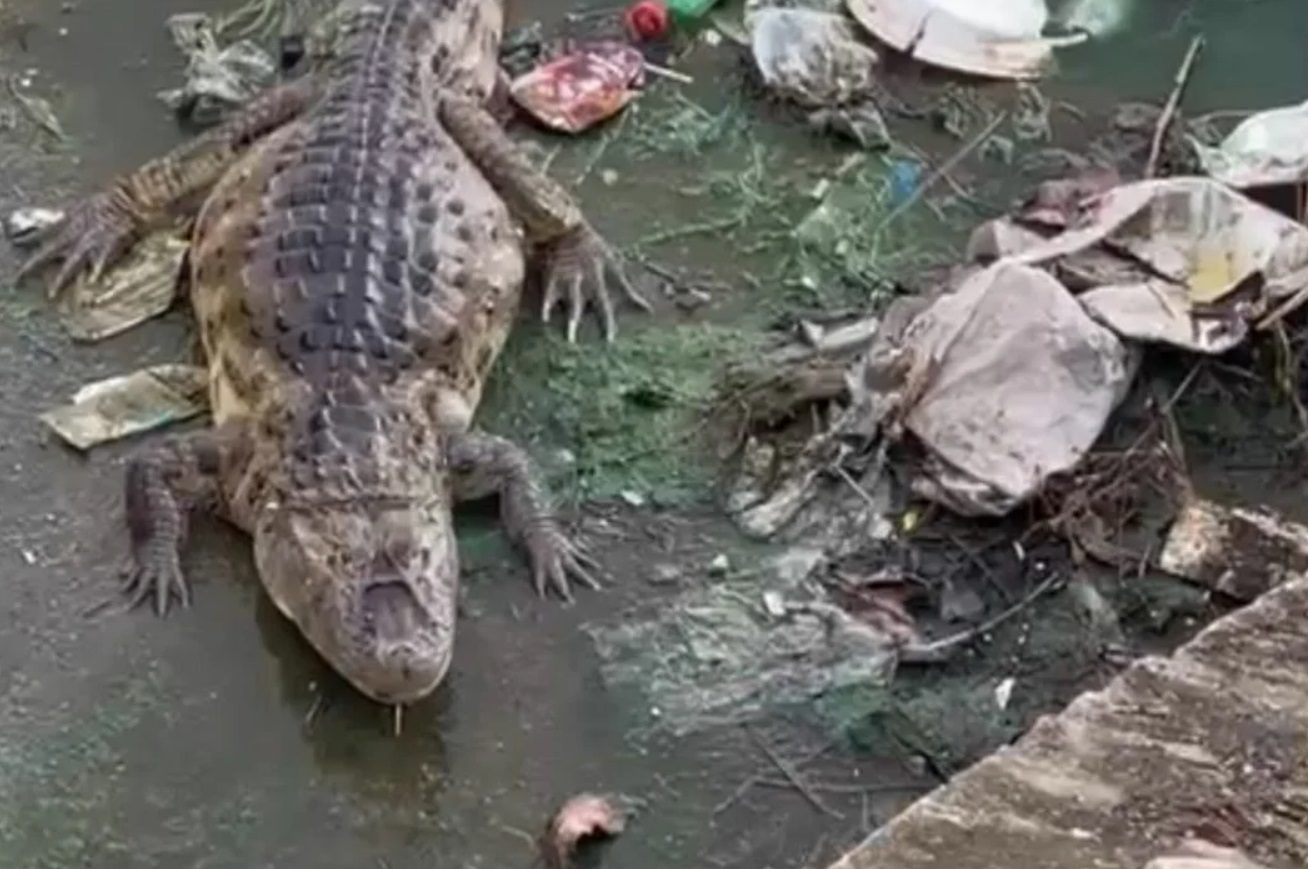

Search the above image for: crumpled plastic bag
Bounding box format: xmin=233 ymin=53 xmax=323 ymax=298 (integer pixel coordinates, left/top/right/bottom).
xmin=509 ymin=42 xmax=645 ymax=134
xmin=1193 ymin=98 xmax=1308 ymax=189
xmin=1004 ymin=177 xmax=1308 ymax=352
xmin=881 ymin=262 xmax=1137 ymax=516
xmin=158 ymin=13 xmax=276 ymax=126
xmin=750 ymin=7 xmax=880 ymax=108
xmin=748 ymin=6 xmax=889 ymax=149
xmin=844 ymin=0 xmax=1082 ymax=80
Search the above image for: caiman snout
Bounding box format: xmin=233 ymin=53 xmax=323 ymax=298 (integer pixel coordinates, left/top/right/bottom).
xmin=254 ymin=498 xmax=459 ymax=705
xmin=356 ymin=578 xmax=451 ymax=702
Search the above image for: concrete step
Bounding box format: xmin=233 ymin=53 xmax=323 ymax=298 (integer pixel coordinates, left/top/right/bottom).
xmin=826 ymin=577 xmax=1308 ymax=869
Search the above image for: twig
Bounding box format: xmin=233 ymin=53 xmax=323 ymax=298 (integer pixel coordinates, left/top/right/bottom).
xmin=714 ymin=737 xmax=835 ymax=815
xmin=574 ymin=103 xmax=634 ymax=186
xmin=834 ymin=465 xmax=883 ymax=513
xmin=644 ymin=63 xmax=694 ymax=85
xmin=750 ymin=730 xmax=844 ymax=819
xmin=303 ymin=692 xmax=325 ymax=729
xmin=636 ymin=214 xmax=743 ymax=247
xmin=899 ymin=572 xmax=1064 ymax=664
xmin=897 ymin=141 xmax=992 ymax=213
xmin=874 ymin=111 xmax=1006 ymax=232
xmin=498 ymin=824 xmax=538 ymax=850
xmin=1145 ymin=35 xmax=1205 ymax=178
xmin=756 ymin=778 xmax=931 ymax=796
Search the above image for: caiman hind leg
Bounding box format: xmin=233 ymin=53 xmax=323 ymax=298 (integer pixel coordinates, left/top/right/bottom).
xmin=123 ymin=423 xmax=248 ymax=615
xmin=18 ymin=78 xmax=319 ymax=293
xmin=437 ymin=95 xmax=652 ymax=343
xmin=448 ymin=431 xmax=600 ymax=601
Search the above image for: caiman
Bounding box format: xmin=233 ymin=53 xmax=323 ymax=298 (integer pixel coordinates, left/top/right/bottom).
xmin=19 ymin=0 xmax=649 ymax=705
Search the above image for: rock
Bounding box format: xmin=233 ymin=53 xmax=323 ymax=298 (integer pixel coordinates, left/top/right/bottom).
xmin=649 ymin=563 xmax=682 ymax=586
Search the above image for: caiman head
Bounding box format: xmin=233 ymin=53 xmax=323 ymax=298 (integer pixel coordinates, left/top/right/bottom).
xmin=250 ymin=401 xmax=458 ymax=705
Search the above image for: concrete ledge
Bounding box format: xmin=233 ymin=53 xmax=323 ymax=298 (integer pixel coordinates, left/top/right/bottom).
xmin=827 ymin=577 xmax=1308 ymax=869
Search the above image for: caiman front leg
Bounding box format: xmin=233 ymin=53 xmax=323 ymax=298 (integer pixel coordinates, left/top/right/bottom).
xmin=19 ymin=78 xmax=319 ymax=293
xmin=123 ymin=423 xmax=246 ymax=615
xmin=438 ymin=94 xmax=652 ymax=343
xmin=448 ymin=430 xmax=599 ymax=601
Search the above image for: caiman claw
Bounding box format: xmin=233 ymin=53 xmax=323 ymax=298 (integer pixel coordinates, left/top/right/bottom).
xmin=526 ymin=522 xmax=602 ymax=603
xmin=541 ymin=221 xmax=651 ymax=343
xmin=121 ymin=547 xmax=191 ymax=617
xmin=16 ymin=188 xmax=139 ymax=296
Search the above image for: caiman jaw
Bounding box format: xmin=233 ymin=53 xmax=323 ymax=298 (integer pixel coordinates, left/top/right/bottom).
xmin=253 ymin=497 xmax=459 ymax=705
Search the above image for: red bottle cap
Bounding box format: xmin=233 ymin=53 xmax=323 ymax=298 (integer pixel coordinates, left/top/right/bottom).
xmin=624 ymin=0 xmax=669 ymax=41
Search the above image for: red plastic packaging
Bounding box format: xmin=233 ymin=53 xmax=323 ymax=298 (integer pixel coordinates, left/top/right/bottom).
xmin=624 ymin=0 xmax=669 ymax=41
xmin=509 ymin=42 xmax=646 ymax=135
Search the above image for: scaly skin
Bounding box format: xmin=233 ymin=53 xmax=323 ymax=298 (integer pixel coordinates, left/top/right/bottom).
xmin=20 ymin=0 xmax=649 ymax=705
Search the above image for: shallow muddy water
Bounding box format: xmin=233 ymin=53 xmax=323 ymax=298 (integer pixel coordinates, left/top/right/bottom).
xmin=0 ymin=1 xmax=1306 ymax=867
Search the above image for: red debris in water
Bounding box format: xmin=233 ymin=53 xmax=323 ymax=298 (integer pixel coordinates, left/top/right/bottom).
xmin=509 ymin=42 xmax=646 ymax=135
xmin=539 ymin=793 xmax=629 ymax=868
xmin=625 ymin=0 xmax=670 ymax=41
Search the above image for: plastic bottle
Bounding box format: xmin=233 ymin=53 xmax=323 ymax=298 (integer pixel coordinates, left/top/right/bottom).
xmin=664 ymin=0 xmax=721 ymax=25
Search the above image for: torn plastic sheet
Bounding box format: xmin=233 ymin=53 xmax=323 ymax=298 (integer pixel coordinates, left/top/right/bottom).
xmin=41 ymin=365 xmax=209 ymax=451
xmin=159 ymin=13 xmax=276 ymax=125
xmin=844 ymin=0 xmax=1083 ymax=81
xmin=585 ymin=548 xmax=898 ymax=737
xmin=883 ymin=262 xmax=1136 ymax=516
xmin=1193 ymin=98 xmax=1308 ymax=189
xmin=57 ymin=231 xmax=188 ymax=342
xmin=1004 ymin=177 xmax=1308 ymax=353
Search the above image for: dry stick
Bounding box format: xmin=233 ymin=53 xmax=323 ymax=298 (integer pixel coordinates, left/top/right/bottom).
xmin=750 ymin=730 xmax=845 ymax=819
xmin=756 ymin=778 xmax=931 ymax=796
xmin=874 ymin=111 xmax=1007 ymax=233
xmin=1145 ymin=35 xmax=1205 ymax=179
xmin=713 ymin=737 xmax=837 ymax=815
xmin=899 ymin=572 xmax=1063 ymax=664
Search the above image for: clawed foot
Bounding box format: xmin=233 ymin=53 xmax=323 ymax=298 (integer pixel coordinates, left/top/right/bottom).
xmin=16 ymin=189 xmax=139 ymax=296
xmin=120 ymin=549 xmax=191 ymax=617
xmin=541 ymin=221 xmax=651 ymax=343
xmin=527 ymin=523 xmax=602 ymax=603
